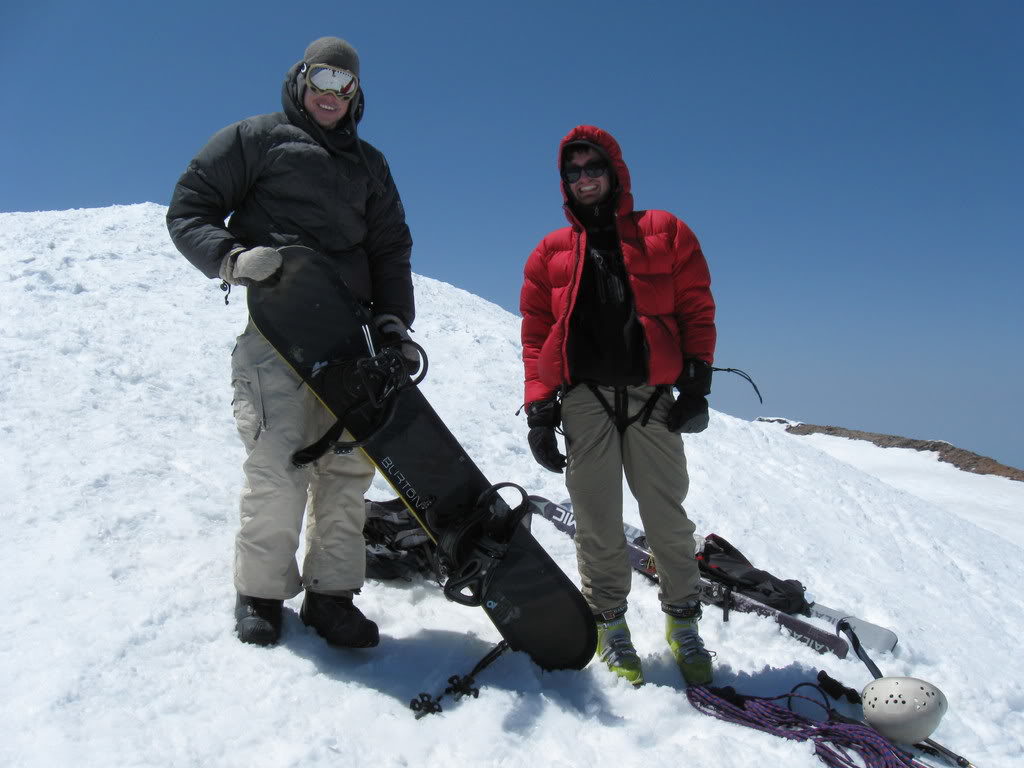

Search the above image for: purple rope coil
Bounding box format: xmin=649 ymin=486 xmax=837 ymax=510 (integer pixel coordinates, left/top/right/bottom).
xmin=686 ymin=687 xmax=927 ymax=768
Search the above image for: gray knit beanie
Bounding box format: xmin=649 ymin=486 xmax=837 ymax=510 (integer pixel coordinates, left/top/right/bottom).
xmin=303 ymin=37 xmax=360 ymax=76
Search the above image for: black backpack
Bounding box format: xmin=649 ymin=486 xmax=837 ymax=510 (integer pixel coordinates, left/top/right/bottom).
xmin=363 ymin=498 xmax=436 ymax=581
xmin=697 ymin=533 xmax=810 ymax=614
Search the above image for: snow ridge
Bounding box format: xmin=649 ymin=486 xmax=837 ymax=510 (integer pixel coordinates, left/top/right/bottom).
xmin=1 ymin=205 xmax=1021 ymax=768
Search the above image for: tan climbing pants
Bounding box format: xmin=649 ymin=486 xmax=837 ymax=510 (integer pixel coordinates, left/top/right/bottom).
xmin=561 ymin=384 xmax=700 ymax=614
xmin=230 ymin=320 xmax=375 ymax=599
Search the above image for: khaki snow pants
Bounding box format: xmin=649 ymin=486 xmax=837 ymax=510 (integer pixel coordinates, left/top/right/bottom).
xmin=561 ymin=384 xmax=700 ymax=615
xmin=230 ymin=320 xmax=375 ymax=600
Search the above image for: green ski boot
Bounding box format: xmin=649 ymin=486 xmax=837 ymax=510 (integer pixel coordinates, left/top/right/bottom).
xmin=665 ymin=603 xmax=713 ymax=686
xmin=596 ymin=615 xmax=644 ymax=686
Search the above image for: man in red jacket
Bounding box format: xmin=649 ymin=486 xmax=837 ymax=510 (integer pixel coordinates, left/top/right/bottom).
xmin=520 ymin=125 xmax=716 ymax=687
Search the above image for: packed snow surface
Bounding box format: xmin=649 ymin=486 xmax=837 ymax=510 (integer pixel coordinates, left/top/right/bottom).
xmin=2 ymin=204 xmax=1021 ymax=767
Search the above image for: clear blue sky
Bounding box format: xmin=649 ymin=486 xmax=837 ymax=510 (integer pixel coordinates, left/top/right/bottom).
xmin=3 ymin=1 xmax=1022 ymax=469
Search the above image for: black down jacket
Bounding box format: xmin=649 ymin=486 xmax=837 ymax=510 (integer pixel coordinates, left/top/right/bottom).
xmin=167 ymin=61 xmax=414 ymax=325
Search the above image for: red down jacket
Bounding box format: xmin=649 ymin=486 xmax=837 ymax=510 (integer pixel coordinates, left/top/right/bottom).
xmin=520 ymin=125 xmax=717 ymax=404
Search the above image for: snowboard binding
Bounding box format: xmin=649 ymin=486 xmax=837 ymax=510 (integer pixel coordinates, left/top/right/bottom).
xmin=438 ymin=483 xmax=531 ymax=607
xmin=290 ymin=336 xmax=428 ymax=465
xmin=346 ymin=339 xmax=426 ymax=409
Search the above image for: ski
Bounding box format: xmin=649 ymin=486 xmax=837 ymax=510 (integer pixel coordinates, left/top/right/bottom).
xmin=806 ymin=602 xmax=897 ymax=654
xmin=530 ymin=495 xmax=896 ymax=652
xmin=529 ymin=495 xmax=853 ymax=659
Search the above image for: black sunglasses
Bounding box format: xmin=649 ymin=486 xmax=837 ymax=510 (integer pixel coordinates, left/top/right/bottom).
xmin=562 ymin=161 xmax=608 ymax=184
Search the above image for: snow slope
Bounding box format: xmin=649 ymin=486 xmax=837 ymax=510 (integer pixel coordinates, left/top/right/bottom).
xmin=1 ymin=204 xmax=1020 ymax=768
xmin=775 ymin=428 xmax=1024 ymax=550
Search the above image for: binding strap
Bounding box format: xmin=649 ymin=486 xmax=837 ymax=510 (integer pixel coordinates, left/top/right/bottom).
xmin=438 ymin=483 xmax=530 ymax=606
xmin=292 ymin=419 xmax=346 ymax=466
xmin=291 ymin=344 xmax=425 ymax=467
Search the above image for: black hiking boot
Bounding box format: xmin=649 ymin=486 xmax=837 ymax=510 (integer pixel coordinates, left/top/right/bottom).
xmin=300 ymin=591 xmax=379 ymax=648
xmin=234 ymin=594 xmax=283 ymax=646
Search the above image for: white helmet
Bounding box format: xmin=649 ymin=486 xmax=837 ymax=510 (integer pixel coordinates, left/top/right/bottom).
xmin=862 ymin=677 xmax=948 ymax=744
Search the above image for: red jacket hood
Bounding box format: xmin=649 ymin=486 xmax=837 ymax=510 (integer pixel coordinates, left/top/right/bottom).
xmin=558 ymin=125 xmax=634 ymax=225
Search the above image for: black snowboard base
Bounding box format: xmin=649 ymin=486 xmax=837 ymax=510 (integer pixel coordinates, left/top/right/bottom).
xmin=246 ymin=246 xmax=596 ymax=670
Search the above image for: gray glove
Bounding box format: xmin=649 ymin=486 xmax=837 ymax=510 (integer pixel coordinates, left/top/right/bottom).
xmin=220 ymin=247 xmax=283 ymax=286
xmin=373 ymin=314 xmax=419 ymax=370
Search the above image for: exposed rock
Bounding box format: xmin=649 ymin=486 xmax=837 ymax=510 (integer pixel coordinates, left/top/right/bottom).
xmin=756 ymin=419 xmax=1024 ymax=482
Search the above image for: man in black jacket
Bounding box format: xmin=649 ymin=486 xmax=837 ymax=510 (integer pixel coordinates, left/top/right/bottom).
xmin=167 ymin=37 xmax=413 ymax=649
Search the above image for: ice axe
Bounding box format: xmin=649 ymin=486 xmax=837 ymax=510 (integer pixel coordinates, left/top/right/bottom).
xmin=836 ymin=619 xmax=975 ymax=768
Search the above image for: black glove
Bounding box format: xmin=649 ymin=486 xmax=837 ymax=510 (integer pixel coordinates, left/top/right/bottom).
xmin=668 ymin=358 xmax=712 ymax=433
xmin=526 ymin=398 xmax=566 ymax=473
xmin=373 ymin=314 xmax=420 ymax=373
xmin=528 ymin=428 xmax=567 ymax=472
xmin=667 ymin=395 xmax=709 ymax=433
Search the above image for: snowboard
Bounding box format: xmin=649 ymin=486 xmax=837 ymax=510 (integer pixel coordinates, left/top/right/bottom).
xmin=529 ymin=495 xmax=854 ymax=659
xmin=246 ymin=246 xmax=596 ymax=670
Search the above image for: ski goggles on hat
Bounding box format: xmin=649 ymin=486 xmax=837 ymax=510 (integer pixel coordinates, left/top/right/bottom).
xmin=304 ymin=64 xmax=359 ymax=100
xmin=561 ymin=161 xmax=608 ymax=184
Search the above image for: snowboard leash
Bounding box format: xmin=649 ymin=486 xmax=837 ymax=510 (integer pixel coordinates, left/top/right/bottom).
xmin=711 ymin=366 xmax=763 ymax=404
xmin=410 ymin=640 xmax=510 ymax=718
